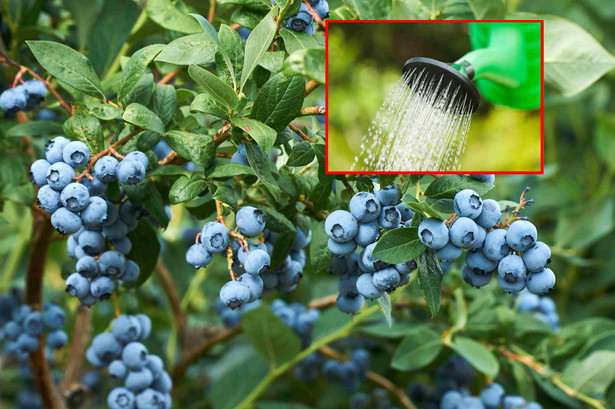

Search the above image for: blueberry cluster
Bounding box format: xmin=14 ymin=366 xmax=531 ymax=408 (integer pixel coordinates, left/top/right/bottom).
xmin=215 ymin=299 xmax=262 ymax=328
xmin=323 ymin=347 xmax=371 ymax=391
xmin=284 ymin=0 xmax=329 ymax=36
xmin=517 ymin=290 xmax=559 ymax=331
xmin=86 ymin=314 xmax=173 ymax=409
xmin=0 ymin=80 xmax=47 ymax=114
xmin=0 ymin=290 xmax=67 ymax=360
xmin=441 ymin=383 xmax=543 ymax=409
xmin=271 ymin=299 xmax=320 ymax=346
xmin=325 ymin=185 xmax=417 ymax=314
xmin=419 ymin=188 xmax=555 ymax=294
xmin=351 ymin=388 xmax=398 ymax=409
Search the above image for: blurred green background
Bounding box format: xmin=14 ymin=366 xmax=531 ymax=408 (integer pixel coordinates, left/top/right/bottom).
xmin=327 ymin=22 xmax=541 ymax=172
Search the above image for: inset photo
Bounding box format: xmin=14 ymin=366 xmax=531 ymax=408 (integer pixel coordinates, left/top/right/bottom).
xmin=326 ymin=21 xmax=543 ymax=173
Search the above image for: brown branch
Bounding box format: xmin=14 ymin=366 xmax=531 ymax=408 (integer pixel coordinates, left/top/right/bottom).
xmin=156 ymin=261 xmax=187 ymax=344
xmin=305 ymin=80 xmax=320 ymax=96
xmin=230 ymin=23 xmax=241 ymax=30
xmin=288 ymin=123 xmax=315 ymax=143
xmin=300 ymin=106 xmax=325 ymax=116
xmin=61 ymin=307 xmax=92 ymax=390
xmin=308 ymin=294 xmax=337 ymax=309
xmin=214 ymin=124 xmax=233 ymax=145
xmin=172 ymin=326 xmax=242 ymax=383
xmin=157 ymin=69 xmax=180 ymax=85
xmin=341 ymin=178 xmax=356 ymax=196
xmin=303 ymin=0 xmax=326 ymax=28
xmin=319 ymin=346 xmax=417 ymax=409
xmin=216 ymin=152 xmax=232 ymax=158
xmin=158 ymin=151 xmax=179 ymax=166
xmin=208 ymin=0 xmax=217 ymax=22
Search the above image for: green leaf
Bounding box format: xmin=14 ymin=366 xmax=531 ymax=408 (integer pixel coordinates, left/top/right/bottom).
xmin=270 ymin=231 xmax=297 ymax=269
xmin=283 ymin=48 xmax=325 ymax=84
xmin=555 ymin=197 xmax=614 ymax=249
xmin=260 ymin=207 xmax=297 ymax=235
xmin=372 ymin=227 xmax=425 ymax=264
xmin=543 ymin=15 xmax=615 ymax=97
xmin=240 ymin=6 xmax=278 ymax=94
xmin=149 ymin=165 xmax=191 ymax=177
xmin=209 ymin=164 xmax=256 ymax=179
xmin=121 ymin=73 xmax=155 ymax=107
xmin=217 ymin=24 xmax=244 ymax=91
xmin=119 ymin=44 xmax=165 ymax=102
xmin=466 ymin=0 xmax=505 ymax=19
xmin=423 ymin=175 xmax=494 ymax=199
xmin=122 ymin=103 xmax=165 ymax=134
xmin=188 ymin=64 xmax=238 ymax=111
xmin=218 ymin=0 xmax=271 ymax=9
xmin=27 ymin=40 xmax=104 ymax=99
xmin=406 ymin=201 xmax=447 ymax=220
xmin=155 ymin=33 xmax=218 ymax=66
xmin=359 ymin=322 xmax=418 ymax=339
xmin=127 ymin=219 xmax=161 ymax=287
xmin=346 ymin=0 xmax=392 ymax=19
xmin=231 ymin=118 xmax=277 ymax=154
xmin=164 ymin=130 xmax=216 ymax=168
xmin=309 ymin=221 xmax=333 ymax=272
xmin=417 ymin=249 xmax=442 ymax=317
xmin=241 ymin=305 xmax=302 ymax=366
xmin=64 ymin=0 xmax=99 ymax=49
xmin=190 ymin=94 xmax=230 ymax=120
xmin=6 ymin=120 xmax=64 ymax=137
xmin=169 ymin=176 xmax=208 ymax=204
xmin=231 ymin=7 xmax=268 ymax=31
xmin=258 ymin=51 xmax=286 ymax=73
xmin=451 ymin=336 xmax=499 ymax=378
xmin=286 ymin=141 xmax=315 ymax=166
xmin=146 ymin=0 xmax=202 ymax=34
xmin=151 ymin=85 xmax=177 ymax=127
xmin=511 ymin=361 xmax=536 ymax=402
xmin=377 ymin=292 xmax=393 ymax=328
xmin=142 ymin=188 xmax=169 ymax=228
xmin=573 ymin=351 xmax=615 ymax=396
xmin=213 ymin=185 xmax=238 ymax=212
xmin=88 ymin=103 xmax=124 ymax=120
xmin=391 ymin=326 xmax=443 ymax=371
xmin=190 ymin=13 xmax=220 ymax=44
xmin=63 ymin=112 xmax=105 ymax=154
xmin=246 ymin=143 xmax=281 ymax=200
xmin=250 ymin=73 xmax=305 ymax=132
xmin=279 ymin=28 xmax=319 ymax=54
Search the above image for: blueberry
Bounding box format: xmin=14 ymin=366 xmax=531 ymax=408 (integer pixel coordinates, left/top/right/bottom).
xmin=103 ymin=219 xmax=128 ymax=240
xmin=361 ymin=242 xmax=387 ymax=272
xmin=379 ymin=206 xmax=401 ymax=230
xmin=336 ymin=293 xmax=365 ymax=314
xmin=540 ymin=297 xmax=556 ymax=314
xmin=231 ymin=144 xmax=250 ymax=166
xmin=152 ymin=371 xmax=172 ymax=393
xmin=462 ymin=264 xmax=493 ymax=288
xmin=292 ymin=228 xmax=312 ymax=249
xmin=502 ymin=395 xmax=526 ymax=409
xmin=201 ymin=222 xmax=230 ymax=253
xmin=243 ymin=249 xmax=271 ymax=274
xmin=470 ymin=174 xmax=495 ymax=184
xmin=375 ymin=184 xmax=401 ymax=206
xmin=523 ymin=241 xmax=551 ymax=272
xmin=136 ymin=388 xmax=166 ymax=409
xmin=81 ymin=174 xmax=107 ymax=196
xmin=469 ymin=225 xmax=486 ymax=250
xmin=337 ymin=273 xmax=358 ymax=295
xmin=497 ymin=274 xmax=526 ymax=294
xmin=326 ymin=210 xmax=359 ymax=243
xmin=23 ymin=80 xmax=47 ymax=101
xmin=0 ymin=87 xmax=27 ymax=112
xmin=356 ymin=273 xmax=383 ymax=299
xmin=81 ymin=196 xmax=108 ymax=226
xmin=480 ymin=382 xmax=504 ymax=409
xmin=42 ymin=305 xmax=65 ymax=329
xmin=23 ymin=311 xmax=44 ymax=336
xmin=37 ymin=185 xmax=61 ymax=213
xmin=108 ymin=360 xmax=128 ymax=379
xmin=440 ymin=390 xmax=463 ymax=409
xmin=79 ymin=293 xmax=99 ymax=308
xmin=372 ymin=267 xmax=401 ymax=292
xmin=92 ymin=332 xmax=123 ymax=362
xmin=465 ymin=249 xmax=497 ymax=274
xmin=90 ymin=276 xmax=114 ymax=300
xmin=237 ymin=273 xmax=264 ymax=302
xmin=111 ymin=237 xmax=132 ymax=254
xmin=396 ymin=202 xmax=415 ymax=222
xmin=119 ymin=200 xmax=142 ymax=228
xmin=62 ymin=141 xmax=90 ymax=168
xmin=47 ymin=162 xmax=76 ymax=191
xmin=125 ymin=368 xmax=154 ymax=391
xmin=86 ymin=346 xmax=105 ymax=367
xmin=435 ymin=242 xmax=462 ymax=261
xmin=45 ymin=136 xmax=70 ymax=164
xmin=328 ymin=238 xmax=357 ymax=255
xmin=66 ymin=273 xmax=90 ymax=298
xmin=506 ymin=220 xmax=537 ymax=252
xmin=3 ymin=321 xmax=22 ymax=341
xmin=314 ymin=0 xmax=329 ymax=18
xmin=186 ymin=244 xmax=212 ymax=268
xmin=395 ymin=259 xmax=417 ymax=274
xmin=47 ymin=329 xmax=68 ymax=349
xmin=418 ymin=218 xmax=449 ymax=249
xmin=526 ymin=268 xmax=555 ymax=294
xmin=236 ymin=206 xmax=266 ymax=237
xmin=483 ymin=229 xmax=511 ymax=261
xmin=475 ymin=199 xmax=501 ymax=228
xmin=517 ymin=290 xmax=540 ymax=311
xmin=352 ymin=348 xmax=370 ymax=373
xmin=449 ymin=217 xmax=478 ymax=249
xmin=78 ymin=230 xmax=105 ymax=255
xmin=220 ymin=280 xmax=251 ymax=309
xmin=98 ymin=251 xmax=126 ymax=277
xmin=261 ymin=270 xmax=279 ymax=289
xmin=349 ymin=192 xmax=381 ymax=222
xmin=102 ymin=200 xmax=119 ymax=226
xmin=94 ymin=156 xmax=119 ymax=182
xmin=29 ymin=159 xmax=51 ymax=186
xmin=498 ymin=254 xmax=526 ymax=281
xmin=286 ymin=3 xmax=314 ymax=32
xmin=117 ymin=159 xmax=146 ymax=185
xmin=146 ymin=355 xmax=164 ymax=379
xmin=125 ymin=151 xmax=149 ymax=170
xmin=525 ymin=404 xmax=543 ymax=409
xmin=16 ymin=333 xmax=39 ymax=353
xmin=120 ymin=260 xmax=140 ymax=283
xmin=277 ymin=261 xmax=303 ymax=287
xmin=60 ymin=183 xmax=90 ymax=212
xmin=135 ymin=314 xmax=152 ymax=340
xmin=462 ymin=396 xmax=485 ymax=409
xmin=454 ymin=189 xmax=483 ymax=219
xmin=37 ymin=108 xmax=57 ymax=121
xmin=122 ymin=341 xmax=149 ymax=369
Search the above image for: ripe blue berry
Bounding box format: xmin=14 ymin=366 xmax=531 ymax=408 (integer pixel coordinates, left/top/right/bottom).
xmin=286 ymin=3 xmax=314 ymax=32
xmin=94 ymin=156 xmax=119 ymax=182
xmin=81 ymin=174 xmax=107 ymax=195
xmin=396 ymin=202 xmax=415 ymax=222
xmin=81 ymin=196 xmax=108 ymax=225
xmin=62 ymin=141 xmax=90 ymax=168
xmin=336 ymin=292 xmax=365 ymax=314
xmin=24 ymin=311 xmax=44 ymax=336
xmin=395 ymin=259 xmax=417 ymax=274
xmin=435 ymin=242 xmax=462 ymax=261
xmin=314 ymin=0 xmax=329 ymax=18
xmin=29 ymin=159 xmax=51 ymax=186
xmin=103 ymin=219 xmax=128 ymax=240
xmin=220 ymin=280 xmax=251 ymax=309
xmin=470 ymin=174 xmax=495 ymax=184
xmin=469 ymin=225 xmax=486 ymax=250
xmin=454 ymin=189 xmax=483 ymax=219
xmin=117 ymin=159 xmax=146 ymax=185
xmin=449 ymin=217 xmax=479 ymax=249
xmin=120 ymin=260 xmax=140 ymax=283
xmin=292 ymin=229 xmax=312 ymax=249
xmin=525 ymin=403 xmax=543 ymax=409
xmin=349 ymin=192 xmax=381 ymax=222
xmin=243 ymin=249 xmax=271 ymax=274
xmin=475 ymin=199 xmax=501 ymax=228
xmin=16 ymin=333 xmax=39 ymax=353
xmin=356 ymin=273 xmax=383 ymax=299
xmin=440 ymin=390 xmax=463 ymax=409
xmin=503 ymin=396 xmax=526 ymax=409
xmin=522 ymin=241 xmax=551 ymax=272
xmin=125 ymin=368 xmax=154 ymax=391
xmin=152 ymin=371 xmax=173 ymax=392
xmin=201 ymin=222 xmax=229 ymax=253
xmin=112 ymin=237 xmax=132 ymax=254
xmin=237 ymin=273 xmax=264 ymax=302
xmin=465 ymin=249 xmax=497 ymax=274
xmin=236 ymin=206 xmax=266 ymax=237
xmin=47 ymin=162 xmax=76 ymax=191
xmin=45 ymin=136 xmax=70 ymax=164
xmin=61 ymin=183 xmax=90 ymax=212
xmin=91 ymin=332 xmax=123 ymax=362
xmin=462 ymin=264 xmax=493 ymax=289
xmin=526 ymin=268 xmax=555 ymax=294
xmin=185 ymin=244 xmax=212 ymax=268
xmin=325 ymin=210 xmax=359 ymax=243
xmin=497 ymin=273 xmax=526 ymax=294
xmin=42 ymin=305 xmax=65 ymax=329
xmin=328 ymin=238 xmax=357 ymax=255
xmin=90 ymin=276 xmax=114 ymax=300
xmin=498 ymin=254 xmax=526 ymax=280
xmin=122 ymin=342 xmax=149 ymax=369
xmin=3 ymin=321 xmax=22 ymax=341
xmin=135 ymin=314 xmax=152 ymax=340
xmin=23 ymin=80 xmax=47 ymax=101
xmin=506 ymin=220 xmax=537 ymax=251
xmin=37 ymin=185 xmax=61 ymax=213
xmin=98 ymin=251 xmax=127 ymax=277
xmin=379 ymin=206 xmax=401 ymax=230
xmin=0 ymin=87 xmax=27 ymax=112
xmin=125 ymin=151 xmax=149 ymax=170
xmin=372 ymin=267 xmax=401 ymax=292
xmin=66 ymin=273 xmax=90 ymax=298
xmin=47 ymin=329 xmax=68 ymax=349
xmin=136 ymin=388 xmax=166 ymax=409
xmin=418 ymin=218 xmax=449 ymax=249
xmin=481 ymin=382 xmax=504 ymax=409
xmin=78 ymin=230 xmax=105 ymax=255
xmin=483 ymin=229 xmax=511 ymax=261
xmin=375 ymin=184 xmax=401 ymax=206
xmin=109 ymin=360 xmax=128 ymax=378
xmin=353 ymin=220 xmax=379 ymax=246
xmin=361 ymin=242 xmax=387 ymax=272
xmin=231 ymin=144 xmax=250 ymax=166
xmin=146 ymin=355 xmax=164 ymax=379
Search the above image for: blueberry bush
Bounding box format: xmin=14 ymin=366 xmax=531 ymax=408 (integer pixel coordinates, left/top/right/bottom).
xmin=1 ymin=1 xmax=615 ymax=409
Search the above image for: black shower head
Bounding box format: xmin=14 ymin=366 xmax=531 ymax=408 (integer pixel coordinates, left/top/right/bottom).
xmin=402 ymin=57 xmax=480 ymax=112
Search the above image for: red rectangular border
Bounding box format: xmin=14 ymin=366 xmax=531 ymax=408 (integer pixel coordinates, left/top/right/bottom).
xmin=325 ymin=19 xmax=545 ymax=175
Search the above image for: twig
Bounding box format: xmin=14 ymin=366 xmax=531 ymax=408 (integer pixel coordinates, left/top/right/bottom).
xmin=157 ymin=69 xmax=180 ymax=85
xmin=213 ymin=124 xmax=233 ymax=145
xmin=156 ymin=261 xmax=187 ymax=344
xmin=319 ymin=345 xmax=418 ymax=409
xmin=61 ymin=307 xmax=92 ymax=390
xmin=158 ymin=151 xmax=179 ymax=166
xmin=300 ymin=106 xmax=325 ymax=116
xmin=230 ymin=23 xmax=241 ymax=30
xmin=305 ymin=80 xmax=320 ymax=96
xmin=208 ymin=0 xmax=217 ymax=22
xmin=341 ymin=178 xmax=356 ymax=196
xmin=303 ymin=0 xmax=326 ymax=28
xmin=288 ymin=123 xmax=315 ymax=143
xmin=299 ymin=195 xmax=328 ymax=220
xmin=216 ymin=152 xmax=232 ymax=158
xmin=308 ymin=294 xmax=337 ymax=309
xmin=112 ymin=293 xmax=121 ymax=317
